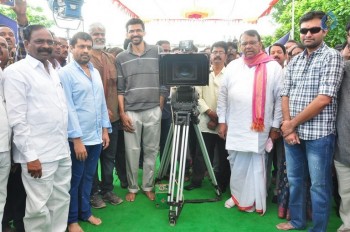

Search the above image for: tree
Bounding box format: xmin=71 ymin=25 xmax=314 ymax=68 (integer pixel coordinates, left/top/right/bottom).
xmin=0 ymin=5 xmax=54 ymax=28
xmin=261 ymin=35 xmax=274 ymax=49
xmin=270 ymin=0 xmax=350 ymax=47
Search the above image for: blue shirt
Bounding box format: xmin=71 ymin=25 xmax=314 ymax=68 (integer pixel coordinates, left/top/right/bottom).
xmin=59 ymin=60 xmax=111 ymax=145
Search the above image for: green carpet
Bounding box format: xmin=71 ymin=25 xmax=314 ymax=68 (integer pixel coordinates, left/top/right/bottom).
xmin=81 ymin=166 xmax=342 ymax=232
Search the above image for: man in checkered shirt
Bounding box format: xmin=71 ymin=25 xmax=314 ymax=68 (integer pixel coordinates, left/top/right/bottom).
xmin=277 ymin=11 xmax=344 ymax=232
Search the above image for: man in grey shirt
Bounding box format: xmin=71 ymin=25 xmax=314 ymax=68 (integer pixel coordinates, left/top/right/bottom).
xmin=116 ymin=18 xmax=167 ymax=202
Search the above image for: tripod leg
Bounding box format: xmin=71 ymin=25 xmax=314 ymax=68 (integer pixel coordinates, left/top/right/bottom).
xmin=175 ymin=122 xmax=189 ymax=212
xmin=157 ymin=125 xmax=173 ymax=180
xmin=168 ymin=124 xmax=181 ymax=225
xmin=168 ymin=124 xmax=180 ymax=206
xmin=193 ymin=124 xmax=222 ymax=197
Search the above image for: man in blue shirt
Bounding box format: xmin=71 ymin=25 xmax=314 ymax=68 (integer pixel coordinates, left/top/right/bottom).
xmin=59 ymin=32 xmax=111 ymax=231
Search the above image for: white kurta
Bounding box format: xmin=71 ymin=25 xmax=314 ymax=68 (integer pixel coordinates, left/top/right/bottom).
xmin=217 ymin=58 xmax=282 ymax=154
xmin=217 ymin=57 xmax=283 ymax=214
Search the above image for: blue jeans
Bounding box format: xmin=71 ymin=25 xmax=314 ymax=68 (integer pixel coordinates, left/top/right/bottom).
xmin=285 ymin=134 xmax=335 ymax=232
xmin=68 ymin=142 xmax=102 ymax=224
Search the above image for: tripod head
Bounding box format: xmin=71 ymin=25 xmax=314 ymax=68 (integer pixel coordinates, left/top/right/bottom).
xmin=170 ymin=86 xmax=200 ymax=125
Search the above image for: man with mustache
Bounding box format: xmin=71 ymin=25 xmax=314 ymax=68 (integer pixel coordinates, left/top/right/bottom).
xmin=48 ymin=32 xmax=62 ymax=70
xmin=0 ymin=0 xmax=29 ymax=64
xmin=217 ymin=30 xmax=282 ymax=214
xmin=57 ymin=37 xmax=69 ymax=67
xmin=185 ymin=41 xmax=230 ymax=192
xmin=116 ymin=18 xmax=168 ymax=202
xmin=0 ymin=37 xmax=9 ymax=70
xmin=0 ymin=26 xmax=15 ymax=62
xmin=59 ymin=32 xmax=111 ymax=231
xmin=88 ymin=22 xmax=124 ymax=209
xmin=3 ymin=24 xmax=71 ymax=232
xmin=269 ymin=43 xmax=287 ymax=68
xmin=266 ymin=42 xmax=287 ymax=203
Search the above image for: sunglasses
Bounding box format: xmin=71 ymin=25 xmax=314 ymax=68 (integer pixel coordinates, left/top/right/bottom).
xmin=300 ymin=27 xmax=322 ymax=35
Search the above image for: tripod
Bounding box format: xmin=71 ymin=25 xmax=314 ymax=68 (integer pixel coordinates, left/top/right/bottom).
xmin=156 ymin=87 xmax=221 ymax=226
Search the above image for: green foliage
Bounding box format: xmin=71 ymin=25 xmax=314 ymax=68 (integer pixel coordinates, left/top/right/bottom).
xmin=269 ymin=0 xmax=350 ymax=47
xmin=0 ymin=5 xmax=54 ymax=28
xmin=261 ymin=35 xmax=274 ymax=48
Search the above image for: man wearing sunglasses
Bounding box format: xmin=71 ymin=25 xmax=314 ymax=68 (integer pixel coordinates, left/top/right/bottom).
xmin=277 ymin=11 xmax=344 ymax=232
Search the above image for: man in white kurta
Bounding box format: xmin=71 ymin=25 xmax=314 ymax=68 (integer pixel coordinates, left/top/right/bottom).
xmin=0 ymin=68 xmax=11 ymax=230
xmin=4 ymin=25 xmax=71 ymax=232
xmin=217 ymin=30 xmax=282 ymax=214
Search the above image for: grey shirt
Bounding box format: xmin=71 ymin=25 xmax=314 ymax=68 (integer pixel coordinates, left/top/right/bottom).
xmin=334 ymin=61 xmax=350 ymax=166
xmin=116 ymin=42 xmax=167 ymax=111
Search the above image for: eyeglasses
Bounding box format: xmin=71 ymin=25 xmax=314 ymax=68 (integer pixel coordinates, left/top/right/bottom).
xmin=240 ymin=41 xmax=259 ymax=47
xmin=300 ymin=27 xmax=322 ymax=35
xmin=211 ymin=51 xmax=226 ymax=55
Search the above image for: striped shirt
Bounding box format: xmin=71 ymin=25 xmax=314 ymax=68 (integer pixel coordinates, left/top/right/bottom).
xmin=116 ymin=42 xmax=167 ymax=111
xmin=281 ymin=42 xmax=344 ymax=140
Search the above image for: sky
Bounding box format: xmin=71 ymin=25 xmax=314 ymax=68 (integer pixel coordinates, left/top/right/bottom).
xmin=27 ymin=0 xmax=278 ymax=48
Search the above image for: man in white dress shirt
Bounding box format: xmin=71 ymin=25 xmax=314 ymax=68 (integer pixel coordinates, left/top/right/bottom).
xmin=3 ymin=25 xmax=71 ymax=232
xmin=217 ymin=30 xmax=282 ymax=214
xmin=0 ymin=66 xmax=11 ymax=232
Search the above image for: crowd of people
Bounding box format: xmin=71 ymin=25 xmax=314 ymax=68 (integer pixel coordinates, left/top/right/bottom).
xmin=0 ymin=1 xmax=350 ymax=232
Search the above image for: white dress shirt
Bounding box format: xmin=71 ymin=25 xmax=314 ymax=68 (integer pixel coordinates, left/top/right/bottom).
xmin=4 ymin=55 xmax=70 ymax=163
xmin=0 ymin=69 xmax=10 ymax=152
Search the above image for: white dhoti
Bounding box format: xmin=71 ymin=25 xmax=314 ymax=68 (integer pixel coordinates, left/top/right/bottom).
xmin=228 ymin=150 xmax=266 ymax=214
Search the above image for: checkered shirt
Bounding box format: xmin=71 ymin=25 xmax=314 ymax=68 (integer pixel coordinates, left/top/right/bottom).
xmin=281 ymin=42 xmax=344 ymax=140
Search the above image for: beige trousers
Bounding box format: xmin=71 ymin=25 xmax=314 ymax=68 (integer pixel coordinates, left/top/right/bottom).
xmin=124 ymin=107 xmax=161 ymax=193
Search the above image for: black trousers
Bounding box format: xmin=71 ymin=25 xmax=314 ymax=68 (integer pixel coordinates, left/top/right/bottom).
xmin=191 ymin=132 xmax=230 ymax=191
xmin=2 ymin=165 xmax=26 ymax=232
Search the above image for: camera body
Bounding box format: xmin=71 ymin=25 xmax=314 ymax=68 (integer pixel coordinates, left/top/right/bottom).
xmin=159 ymin=53 xmax=209 ymax=87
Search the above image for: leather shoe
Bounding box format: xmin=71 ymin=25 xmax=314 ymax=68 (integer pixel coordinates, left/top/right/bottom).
xmin=184 ymin=183 xmax=201 ymax=191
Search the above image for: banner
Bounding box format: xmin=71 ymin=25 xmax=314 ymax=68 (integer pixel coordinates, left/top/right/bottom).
xmin=0 ymin=13 xmax=18 ymax=42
